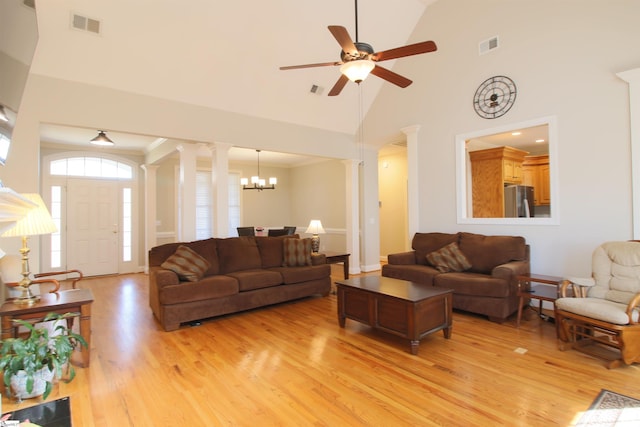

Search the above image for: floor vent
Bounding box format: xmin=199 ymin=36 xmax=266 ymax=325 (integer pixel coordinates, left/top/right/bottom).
xmin=479 ymin=36 xmax=499 ymax=55
xmin=71 ymin=13 xmax=101 ymax=35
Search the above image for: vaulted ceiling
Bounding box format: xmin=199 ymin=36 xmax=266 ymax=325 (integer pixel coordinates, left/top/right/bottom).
xmin=30 ymin=0 xmax=437 ymax=162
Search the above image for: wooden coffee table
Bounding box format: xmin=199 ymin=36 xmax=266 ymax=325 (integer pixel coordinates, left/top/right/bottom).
xmin=0 ymin=289 xmax=94 ymax=367
xmin=336 ymin=276 xmax=453 ymax=355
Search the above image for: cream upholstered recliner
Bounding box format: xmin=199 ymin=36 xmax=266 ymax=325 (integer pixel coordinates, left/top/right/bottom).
xmin=555 ymin=241 xmax=640 ymax=368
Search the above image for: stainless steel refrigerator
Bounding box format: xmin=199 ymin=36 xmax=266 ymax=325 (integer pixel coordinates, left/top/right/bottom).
xmin=504 ymin=185 xmax=534 ymax=217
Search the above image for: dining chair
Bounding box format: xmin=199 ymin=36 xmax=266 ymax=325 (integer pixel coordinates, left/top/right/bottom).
xmin=284 ymin=226 xmax=296 ymax=235
xmin=236 ymin=227 xmax=255 ymax=237
xmin=267 ymin=228 xmax=288 ymax=237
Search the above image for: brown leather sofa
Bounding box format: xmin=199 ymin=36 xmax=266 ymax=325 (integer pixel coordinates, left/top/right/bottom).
xmin=149 ymin=235 xmax=331 ymax=331
xmin=382 ymin=232 xmax=530 ymax=323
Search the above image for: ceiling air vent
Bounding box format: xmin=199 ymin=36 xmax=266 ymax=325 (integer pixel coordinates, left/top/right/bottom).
xmin=310 ymin=84 xmax=324 ymax=96
xmin=71 ymin=13 xmax=101 ymax=35
xmin=479 ymin=36 xmax=499 ymax=55
xmin=23 ymin=0 xmax=35 ymax=9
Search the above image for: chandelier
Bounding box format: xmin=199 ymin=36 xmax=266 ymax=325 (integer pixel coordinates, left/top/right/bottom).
xmin=240 ymin=150 xmax=277 ymax=191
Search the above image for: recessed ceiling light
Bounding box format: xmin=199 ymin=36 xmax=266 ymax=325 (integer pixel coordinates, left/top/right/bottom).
xmin=511 ymin=132 xmax=521 ymax=136
xmin=535 ymin=139 xmax=545 ymax=143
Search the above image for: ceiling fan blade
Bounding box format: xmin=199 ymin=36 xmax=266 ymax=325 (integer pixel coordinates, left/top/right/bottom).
xmin=370 ymin=65 xmax=412 ymax=88
xmin=280 ymin=61 xmax=341 ymax=70
xmin=372 ymin=40 xmax=437 ymax=62
xmin=328 ymin=25 xmax=358 ymax=56
xmin=328 ymin=74 xmax=350 ymax=96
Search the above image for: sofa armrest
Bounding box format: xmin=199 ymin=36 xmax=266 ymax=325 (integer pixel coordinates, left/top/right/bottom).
xmin=311 ymin=253 xmax=327 ymax=265
xmin=387 ymin=251 xmax=417 ymax=265
xmin=491 ymin=260 xmax=530 ymax=286
xmin=150 ymin=267 xmax=180 ymax=289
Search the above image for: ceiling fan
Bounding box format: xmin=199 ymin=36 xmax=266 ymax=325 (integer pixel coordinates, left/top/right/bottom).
xmin=279 ymin=0 xmax=437 ymax=96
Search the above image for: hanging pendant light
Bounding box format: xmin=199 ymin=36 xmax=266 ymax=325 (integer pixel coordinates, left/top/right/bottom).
xmin=90 ymin=130 xmax=115 ymax=146
xmin=240 ymin=150 xmax=277 ymax=191
xmin=0 ymin=105 xmax=9 ymax=122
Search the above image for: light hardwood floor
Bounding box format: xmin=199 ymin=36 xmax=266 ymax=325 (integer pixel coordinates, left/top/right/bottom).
xmin=3 ymin=268 xmax=638 ymax=426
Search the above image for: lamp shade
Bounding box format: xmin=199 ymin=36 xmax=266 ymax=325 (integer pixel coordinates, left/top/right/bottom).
xmin=90 ymin=130 xmax=115 ymax=146
xmin=0 ymin=105 xmax=8 ymax=122
xmin=305 ymin=220 xmax=325 ymax=235
xmin=340 ymin=59 xmax=375 ymax=83
xmin=1 ymin=193 xmax=57 ymax=237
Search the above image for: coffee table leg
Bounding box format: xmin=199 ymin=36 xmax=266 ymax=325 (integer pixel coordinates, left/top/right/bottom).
xmin=338 ymin=314 xmax=345 ymax=328
xmin=443 ymin=326 xmax=452 ymax=339
xmin=410 ymin=340 xmax=420 ymax=355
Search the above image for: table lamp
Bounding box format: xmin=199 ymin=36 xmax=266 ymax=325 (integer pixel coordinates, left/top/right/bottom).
xmin=305 ymin=220 xmax=325 ymax=253
xmin=1 ymin=193 xmax=58 ymax=305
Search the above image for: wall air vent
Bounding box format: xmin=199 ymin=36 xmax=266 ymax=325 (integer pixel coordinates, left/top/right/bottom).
xmin=479 ymin=36 xmax=499 ymax=55
xmin=71 ymin=13 xmax=101 ymax=35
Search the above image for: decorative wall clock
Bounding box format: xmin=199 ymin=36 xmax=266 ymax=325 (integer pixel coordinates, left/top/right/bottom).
xmin=473 ymin=75 xmax=517 ymax=119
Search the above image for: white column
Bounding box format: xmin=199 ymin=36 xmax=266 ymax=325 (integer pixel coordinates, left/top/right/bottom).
xmin=402 ymin=125 xmax=421 ymax=244
xmin=140 ymin=164 xmax=158 ymax=273
xmin=617 ymin=68 xmax=640 ymax=239
xmin=343 ymin=159 xmax=361 ymax=275
xmin=360 ymin=146 xmax=381 ymax=272
xmin=208 ymin=142 xmax=232 ymax=237
xmin=176 ymin=143 xmax=198 ymax=241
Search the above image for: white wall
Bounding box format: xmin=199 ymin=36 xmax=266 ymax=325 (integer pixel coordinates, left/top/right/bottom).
xmin=363 ymin=0 xmax=640 ymax=277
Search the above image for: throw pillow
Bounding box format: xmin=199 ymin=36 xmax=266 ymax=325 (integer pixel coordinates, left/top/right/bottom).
xmin=282 ymin=238 xmax=312 ymax=267
xmin=425 ymin=242 xmax=472 ymax=273
xmin=161 ymin=245 xmax=211 ymax=282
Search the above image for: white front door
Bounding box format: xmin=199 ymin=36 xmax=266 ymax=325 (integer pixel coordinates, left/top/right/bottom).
xmin=66 ymin=179 xmax=119 ymax=276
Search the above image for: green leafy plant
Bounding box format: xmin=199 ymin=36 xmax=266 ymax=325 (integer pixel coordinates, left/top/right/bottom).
xmin=0 ymin=312 xmax=88 ymax=400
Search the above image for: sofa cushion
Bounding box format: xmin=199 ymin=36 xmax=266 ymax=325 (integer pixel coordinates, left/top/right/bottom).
xmin=217 ymin=236 xmax=262 ymax=274
xmin=256 ymin=235 xmax=298 ymax=268
xmin=149 ymin=242 xmax=183 ymax=268
xmin=458 ymin=232 xmax=526 ymax=274
xmin=412 ymin=232 xmax=459 ymax=266
xmin=159 ymin=275 xmax=239 ymax=304
xmin=381 ymin=264 xmax=440 ymax=286
xmin=225 ymin=269 xmax=283 ymax=292
xmin=426 ymin=242 xmax=471 ymax=273
xmin=184 ymin=238 xmax=220 ymax=276
xmin=270 ymin=264 xmax=331 ymax=285
xmin=161 ymin=245 xmax=211 ymax=282
xmin=282 ymin=238 xmax=312 ymax=267
xmin=434 ymin=272 xmax=513 ymax=298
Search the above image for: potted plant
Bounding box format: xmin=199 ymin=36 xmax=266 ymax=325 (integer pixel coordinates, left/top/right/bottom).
xmin=0 ymin=312 xmax=88 ymax=401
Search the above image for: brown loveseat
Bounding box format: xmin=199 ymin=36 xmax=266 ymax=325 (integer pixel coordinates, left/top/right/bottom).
xmin=382 ymin=232 xmax=529 ymax=323
xmin=149 ymin=235 xmax=331 ymax=331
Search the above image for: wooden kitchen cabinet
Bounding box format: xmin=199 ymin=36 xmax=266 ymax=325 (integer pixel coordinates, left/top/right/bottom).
xmin=522 ymin=155 xmax=550 ymax=206
xmin=469 ymin=146 xmax=529 ymax=217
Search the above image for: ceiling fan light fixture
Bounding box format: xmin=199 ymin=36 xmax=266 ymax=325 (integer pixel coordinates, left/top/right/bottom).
xmin=340 ymin=59 xmax=375 ymax=83
xmin=90 ymin=130 xmax=115 ymax=146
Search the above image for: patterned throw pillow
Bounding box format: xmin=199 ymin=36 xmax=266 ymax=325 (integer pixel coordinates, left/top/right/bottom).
xmin=161 ymin=245 xmax=211 ymax=282
xmin=282 ymin=238 xmax=312 ymax=267
xmin=426 ymin=242 xmax=472 ymax=273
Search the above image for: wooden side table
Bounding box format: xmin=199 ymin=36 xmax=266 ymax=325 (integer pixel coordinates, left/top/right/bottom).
xmin=323 ymin=251 xmax=350 ymax=279
xmin=0 ymin=289 xmax=94 ymax=367
xmin=516 ymin=274 xmax=563 ymax=328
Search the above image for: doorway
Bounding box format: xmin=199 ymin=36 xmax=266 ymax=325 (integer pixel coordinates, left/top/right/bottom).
xmin=42 ymin=153 xmax=138 ymax=276
xmin=378 ymin=144 xmax=409 ymax=258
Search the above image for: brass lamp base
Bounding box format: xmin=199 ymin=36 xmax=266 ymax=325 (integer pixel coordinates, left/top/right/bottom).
xmin=12 ymin=285 xmax=40 ymax=305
